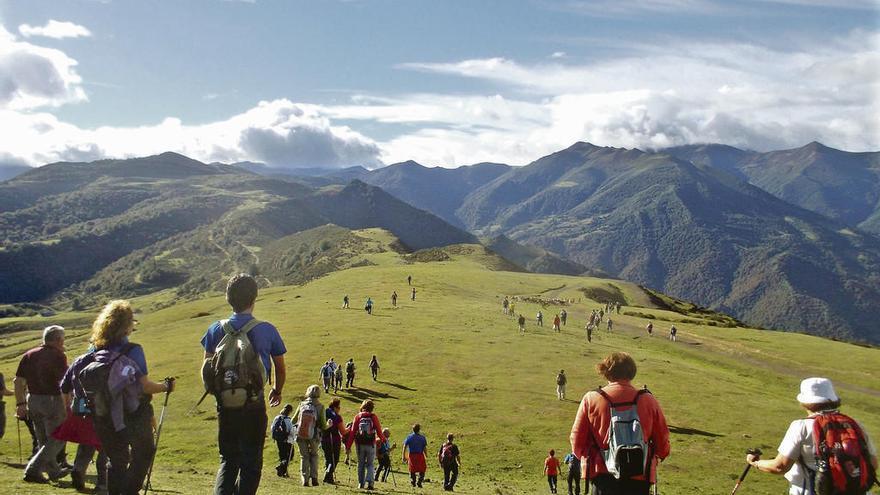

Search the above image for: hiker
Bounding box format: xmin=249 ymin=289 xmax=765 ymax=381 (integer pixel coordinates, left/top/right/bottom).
xmin=439 ymin=433 xmax=461 ymax=492
xmin=321 ymin=398 xmax=348 ymax=484
xmin=271 ymin=404 xmax=294 ymax=477
xmin=585 ymin=323 xmax=593 ymax=343
xmin=57 ymin=342 xmax=109 ymax=492
xmin=201 ymin=274 xmax=287 ymax=495
xmin=365 ymin=297 xmax=373 ymax=315
xmin=503 ymin=297 xmax=510 ymax=315
xmin=84 ymin=300 xmax=175 ymax=495
xmin=403 ymin=423 xmax=428 ymax=488
xmin=345 ymin=399 xmax=386 ymax=490
xmin=369 ymin=355 xmax=380 ymax=381
xmin=345 ymin=359 xmax=356 ymax=388
xmin=537 ymin=311 xmax=544 ymax=327
xmin=375 ymin=428 xmax=395 ymax=482
xmin=669 ymin=325 xmax=677 ymax=342
xmin=570 ymin=352 xmax=670 ymax=495
xmin=320 ymin=362 xmax=334 ymax=393
xmin=518 ymin=314 xmax=526 ymax=335
xmin=392 ymin=291 xmax=398 ymax=307
xmin=607 ymin=318 xmax=613 ymax=332
xmin=553 ymin=314 xmax=561 ymax=332
xmin=646 ymin=321 xmax=653 ymax=336
xmin=334 ymin=364 xmax=343 ymax=392
xmin=342 ymin=295 xmax=350 ymax=309
xmin=509 ymin=302 xmax=516 ymax=317
xmin=291 ymin=385 xmax=328 ymax=487
xmin=329 ymin=358 xmax=338 ymax=388
xmin=407 ymin=275 xmax=412 ymax=286
xmin=556 ymin=370 xmax=567 ymax=401
xmin=544 ymin=449 xmax=560 ymax=494
xmin=563 ymin=451 xmax=580 ymax=495
xmin=616 ymin=302 xmax=621 ymax=314
xmin=14 ymin=325 xmax=70 ymax=484
xmin=745 ymin=377 xmax=878 ymax=495
xmin=560 ymin=309 xmax=567 ymax=326
xmin=411 ymin=287 xmax=417 ymax=301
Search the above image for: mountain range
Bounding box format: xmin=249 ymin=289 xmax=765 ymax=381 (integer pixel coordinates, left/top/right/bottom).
xmin=2 ymin=142 xmax=880 ymax=343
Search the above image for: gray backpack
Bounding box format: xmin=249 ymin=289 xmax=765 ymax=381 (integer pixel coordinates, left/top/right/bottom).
xmin=596 ymin=387 xmax=651 ymax=479
xmin=202 ymin=319 xmax=267 ymax=409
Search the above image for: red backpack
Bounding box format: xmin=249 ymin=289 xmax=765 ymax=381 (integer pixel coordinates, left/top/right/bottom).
xmin=809 ymin=412 xmax=879 ymax=495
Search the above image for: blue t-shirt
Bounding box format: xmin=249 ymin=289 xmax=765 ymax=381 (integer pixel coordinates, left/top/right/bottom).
xmin=404 ymin=433 xmax=427 ymax=454
xmin=200 ymin=313 xmax=286 ymax=374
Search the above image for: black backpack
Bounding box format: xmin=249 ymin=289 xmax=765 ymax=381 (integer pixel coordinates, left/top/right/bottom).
xmin=78 ymin=344 xmax=136 ymax=418
xmin=271 ymin=415 xmax=289 ymax=441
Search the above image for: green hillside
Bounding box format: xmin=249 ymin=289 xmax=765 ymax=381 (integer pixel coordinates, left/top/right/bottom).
xmin=0 ymin=232 xmax=876 ymax=495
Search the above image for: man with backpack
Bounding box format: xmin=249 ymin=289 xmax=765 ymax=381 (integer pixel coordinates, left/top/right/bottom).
xmin=439 ymin=433 xmax=461 ymax=492
xmin=335 ymin=364 xmax=344 ymax=393
xmin=271 ymin=404 xmax=294 ymax=477
xmin=745 ymin=377 xmax=878 ymax=495
xmin=201 ymin=274 xmax=287 ymax=495
xmin=570 ymin=352 xmax=670 ymax=495
xmin=291 ymin=385 xmax=328 ymax=487
xmin=563 ymin=451 xmax=581 ymax=495
xmin=345 ymin=399 xmax=386 ymax=490
xmin=320 ymin=362 xmax=334 ymax=394
xmin=518 ymin=314 xmax=526 ymax=335
xmin=345 ymin=359 xmax=356 ymax=389
xmin=556 ymin=370 xmax=567 ymax=401
xmin=560 ymin=309 xmax=567 ymax=326
xmin=403 ymin=423 xmax=428 ymax=488
xmin=15 ymin=325 xmax=70 ymax=484
xmin=343 ymin=295 xmax=350 ymax=309
xmin=365 ymin=297 xmax=373 ymax=315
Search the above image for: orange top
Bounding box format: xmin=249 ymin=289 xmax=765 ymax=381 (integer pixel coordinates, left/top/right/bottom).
xmin=569 ymin=380 xmax=670 ymax=483
xmin=544 ymin=456 xmax=561 ymax=476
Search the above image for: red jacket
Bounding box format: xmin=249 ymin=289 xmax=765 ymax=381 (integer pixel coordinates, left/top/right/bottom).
xmin=345 ymin=411 xmax=385 ymax=450
xmin=569 ymin=380 xmax=670 ymax=483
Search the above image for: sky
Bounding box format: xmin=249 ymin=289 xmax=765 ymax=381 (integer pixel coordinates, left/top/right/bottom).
xmin=0 ymin=0 xmax=878 ymax=169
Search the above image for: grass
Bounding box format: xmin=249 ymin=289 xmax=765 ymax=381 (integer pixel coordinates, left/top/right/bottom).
xmin=0 ymin=236 xmax=877 ymax=494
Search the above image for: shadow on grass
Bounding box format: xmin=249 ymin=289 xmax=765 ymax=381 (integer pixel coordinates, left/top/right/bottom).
xmin=1 ymin=461 xmax=26 ymax=469
xmin=669 ymin=425 xmax=724 ymax=437
xmin=341 ymin=387 xmax=399 ymax=403
xmin=377 ymin=381 xmax=417 ymax=392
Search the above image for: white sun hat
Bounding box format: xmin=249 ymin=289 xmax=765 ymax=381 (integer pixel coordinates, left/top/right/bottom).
xmin=796 ymin=377 xmax=839 ymax=404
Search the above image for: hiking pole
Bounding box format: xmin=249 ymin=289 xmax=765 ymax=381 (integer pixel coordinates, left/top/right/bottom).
xmin=16 ymin=417 xmax=22 ymax=465
xmin=730 ymin=448 xmax=762 ymax=495
xmin=389 ymin=457 xmax=397 ymax=487
xmin=186 ymin=390 xmax=209 ymax=417
xmin=144 ymin=382 xmax=173 ymax=495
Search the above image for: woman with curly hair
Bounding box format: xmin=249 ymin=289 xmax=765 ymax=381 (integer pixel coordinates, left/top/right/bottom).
xmin=89 ymin=300 xmax=174 ymax=495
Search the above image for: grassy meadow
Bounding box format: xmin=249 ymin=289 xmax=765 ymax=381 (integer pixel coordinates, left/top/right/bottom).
xmin=0 ymin=229 xmax=877 ymax=494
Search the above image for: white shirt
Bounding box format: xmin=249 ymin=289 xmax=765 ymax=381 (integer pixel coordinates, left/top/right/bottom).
xmin=778 ymin=414 xmax=877 ymax=495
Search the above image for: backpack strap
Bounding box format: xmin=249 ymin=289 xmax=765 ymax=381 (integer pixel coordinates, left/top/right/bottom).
xmin=221 ymin=318 xmax=262 ymax=336
xmin=596 ymin=386 xmax=651 ymax=408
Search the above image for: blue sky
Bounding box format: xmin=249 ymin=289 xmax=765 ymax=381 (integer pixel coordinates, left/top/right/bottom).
xmin=0 ymin=0 xmax=877 ymax=168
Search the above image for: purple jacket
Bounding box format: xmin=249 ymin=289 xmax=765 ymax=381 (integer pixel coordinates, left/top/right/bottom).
xmin=93 ymin=347 xmax=144 ymax=431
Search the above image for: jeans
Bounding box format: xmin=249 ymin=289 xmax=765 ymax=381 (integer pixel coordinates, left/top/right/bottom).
xmin=74 ymin=443 xmax=109 ymax=487
xmin=214 ymin=405 xmax=268 ymax=495
xmin=322 ymin=440 xmax=340 ymax=481
xmin=548 ymin=474 xmax=558 ymax=493
xmin=297 ymin=437 xmax=320 ymax=482
xmin=443 ymin=462 xmax=459 ymax=489
xmin=94 ymin=403 xmax=154 ymax=495
xmin=567 ymin=469 xmax=580 ymax=495
xmin=24 ymin=394 xmax=67 ymax=479
xmin=276 ymin=440 xmax=292 ymax=476
xmin=590 ymin=474 xmax=651 ymax=495
xmin=346 ymin=373 xmax=355 ymax=388
xmin=356 ymin=443 xmax=375 ymax=486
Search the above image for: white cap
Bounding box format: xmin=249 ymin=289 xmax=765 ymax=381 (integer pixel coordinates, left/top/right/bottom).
xmin=796 ymin=377 xmax=839 ymax=404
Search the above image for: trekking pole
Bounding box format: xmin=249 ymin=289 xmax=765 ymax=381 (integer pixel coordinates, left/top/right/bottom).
xmin=186 ymin=390 xmax=209 ymax=417
xmin=730 ymin=448 xmax=762 ymax=495
xmin=16 ymin=417 xmax=22 ymax=465
xmin=389 ymin=457 xmax=397 ymax=487
xmin=144 ymin=383 xmax=173 ymax=495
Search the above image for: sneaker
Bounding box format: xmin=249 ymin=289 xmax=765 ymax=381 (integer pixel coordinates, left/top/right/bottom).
xmin=71 ymin=470 xmax=86 ymax=491
xmin=23 ymin=473 xmax=48 ymax=484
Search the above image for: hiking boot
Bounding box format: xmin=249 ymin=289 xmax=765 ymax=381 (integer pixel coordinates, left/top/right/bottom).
xmin=23 ymin=473 xmax=48 ymax=484
xmin=367 ymin=484 xmax=374 ymax=491
xmin=311 ymin=478 xmax=319 ymax=486
xmin=48 ymin=467 xmax=71 ymax=481
xmin=71 ymin=470 xmax=86 ymax=491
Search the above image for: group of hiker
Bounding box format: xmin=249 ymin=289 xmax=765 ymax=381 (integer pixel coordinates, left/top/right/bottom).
xmin=346 ymin=285 xmax=416 ymax=315
xmin=3 ymin=273 xmax=878 ymax=495
xmin=644 ymin=321 xmax=678 ymax=341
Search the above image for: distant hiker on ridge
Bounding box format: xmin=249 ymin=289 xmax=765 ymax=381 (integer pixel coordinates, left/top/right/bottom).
xmin=556 ymin=369 xmax=567 ymax=401
xmin=201 ymin=274 xmax=287 ymax=495
xmin=345 ymin=359 xmax=356 ymax=388
xmin=553 ymin=314 xmax=561 ymax=332
xmin=411 ymin=287 xmax=417 ymax=301
xmin=607 ymin=318 xmax=613 ymax=332
xmin=537 ymin=311 xmax=544 ymax=327
xmin=570 ymin=352 xmax=670 ymax=495
xmin=365 ymin=297 xmax=373 ymax=315
xmin=503 ymin=297 xmax=510 ymax=315
xmin=408 ymin=275 xmax=412 ymax=286
xmin=392 ymin=291 xmax=398 ymax=307
xmin=342 ymin=295 xmax=349 ymax=309
xmin=646 ymin=321 xmax=653 ymax=337
xmin=518 ymin=314 xmax=526 ymax=335
xmin=560 ymin=309 xmax=567 ymax=326
xmin=669 ymin=325 xmax=677 ymax=342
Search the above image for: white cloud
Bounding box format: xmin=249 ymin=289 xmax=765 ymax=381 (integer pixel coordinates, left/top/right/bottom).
xmin=550 ymin=51 xmax=567 ymax=58
xmin=544 ymin=0 xmax=879 ymax=16
xmin=18 ymin=20 xmax=92 ymax=39
xmin=0 ymin=25 xmax=87 ymax=109
xmin=0 ymin=99 xmax=382 ymax=168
